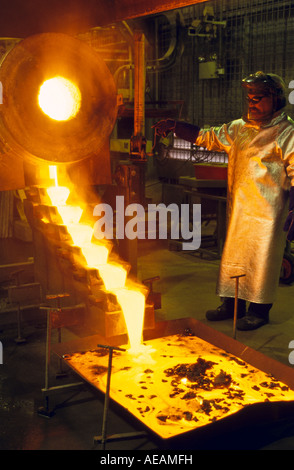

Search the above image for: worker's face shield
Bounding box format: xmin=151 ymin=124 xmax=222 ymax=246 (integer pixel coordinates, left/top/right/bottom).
xmin=242 ymin=88 xmax=275 ymax=123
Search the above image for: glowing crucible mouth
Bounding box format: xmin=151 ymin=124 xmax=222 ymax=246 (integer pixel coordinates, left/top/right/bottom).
xmin=38 ymin=76 xmax=81 ymax=121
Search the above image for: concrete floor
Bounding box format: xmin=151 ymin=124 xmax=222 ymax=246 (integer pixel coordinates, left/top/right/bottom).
xmin=1 ymin=237 xmax=294 ymax=451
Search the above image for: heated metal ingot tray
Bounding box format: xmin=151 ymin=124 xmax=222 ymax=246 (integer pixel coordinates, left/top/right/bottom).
xmin=58 ymin=318 xmax=294 ymax=443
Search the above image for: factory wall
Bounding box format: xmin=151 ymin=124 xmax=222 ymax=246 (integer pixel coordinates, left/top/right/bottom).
xmin=155 ymin=0 xmax=294 ymax=127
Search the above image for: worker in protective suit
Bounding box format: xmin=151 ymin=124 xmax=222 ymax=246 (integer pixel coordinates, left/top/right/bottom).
xmin=153 ymin=71 xmax=294 ymax=330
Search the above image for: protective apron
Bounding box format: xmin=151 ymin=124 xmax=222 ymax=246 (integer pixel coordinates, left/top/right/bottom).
xmin=196 ymin=111 xmax=294 ymax=304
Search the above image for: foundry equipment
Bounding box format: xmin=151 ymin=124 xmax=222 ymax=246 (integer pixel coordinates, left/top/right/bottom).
xmin=0 ymin=32 xmax=159 ymax=429
xmin=1 ymin=28 xmax=294 ymax=452
xmin=0 ymin=32 xmax=118 ymax=190
xmin=0 ymin=31 xmax=157 ymax=343
xmin=50 ymin=317 xmax=294 ymax=450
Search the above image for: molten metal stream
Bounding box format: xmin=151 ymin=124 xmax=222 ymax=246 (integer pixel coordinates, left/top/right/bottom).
xmin=46 ymin=166 xmax=145 ymax=352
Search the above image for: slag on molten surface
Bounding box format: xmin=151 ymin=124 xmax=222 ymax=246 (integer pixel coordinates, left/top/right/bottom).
xmin=45 ymin=166 xmax=146 ymax=353
xmin=64 ymin=333 xmax=294 ymax=440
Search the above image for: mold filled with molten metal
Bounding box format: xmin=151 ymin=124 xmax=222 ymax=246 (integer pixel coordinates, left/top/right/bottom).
xmin=45 ymin=166 xmax=146 ymax=352
xmin=64 ymin=333 xmax=294 ymax=440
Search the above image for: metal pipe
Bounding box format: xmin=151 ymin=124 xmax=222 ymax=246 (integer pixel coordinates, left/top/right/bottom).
xmin=231 ymin=274 xmax=246 ymax=339
xmin=133 ymin=30 xmax=145 ymax=137
xmin=97 ymin=344 xmax=126 ymax=450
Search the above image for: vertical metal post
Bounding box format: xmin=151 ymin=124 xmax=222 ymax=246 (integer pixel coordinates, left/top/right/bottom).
xmin=15 ymin=304 xmax=25 ymax=343
xmin=125 ymin=31 xmax=146 ymax=275
xmin=47 ymin=293 xmax=69 ymax=377
xmin=100 ymin=348 xmax=113 ymax=450
xmin=230 ymin=274 xmax=246 ymax=339
xmin=37 ymin=305 xmax=53 ymax=417
xmin=45 ymin=309 xmax=51 ymax=391
xmin=133 ymin=30 xmax=145 ymax=138
xmin=42 ymin=307 xmax=52 ymax=414
xmin=97 ymin=344 xmax=126 ymax=450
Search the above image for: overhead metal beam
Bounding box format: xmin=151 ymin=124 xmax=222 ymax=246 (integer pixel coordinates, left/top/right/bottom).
xmin=0 ymin=0 xmax=208 ymax=37
xmin=114 ymin=0 xmax=208 ymax=23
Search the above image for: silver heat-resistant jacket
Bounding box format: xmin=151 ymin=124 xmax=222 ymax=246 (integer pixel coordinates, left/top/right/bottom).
xmin=196 ymin=111 xmax=294 ymax=304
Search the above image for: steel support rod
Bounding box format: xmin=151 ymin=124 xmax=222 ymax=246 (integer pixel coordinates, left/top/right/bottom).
xmin=133 ymin=30 xmax=145 ymax=137
xmin=230 ymin=274 xmax=246 ymax=339
xmin=97 ymin=344 xmax=126 ymax=450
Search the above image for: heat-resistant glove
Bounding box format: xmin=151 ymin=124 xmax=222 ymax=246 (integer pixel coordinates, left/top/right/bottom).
xmin=283 ymin=186 xmax=294 ymax=241
xmin=152 ymin=119 xmax=200 ymax=143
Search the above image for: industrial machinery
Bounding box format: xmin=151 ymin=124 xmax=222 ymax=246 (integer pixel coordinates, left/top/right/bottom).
xmin=0 ymin=31 xmax=156 ymax=341
xmin=1 ymin=28 xmax=294 ymax=451
xmin=0 ymin=32 xmax=119 ymax=189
